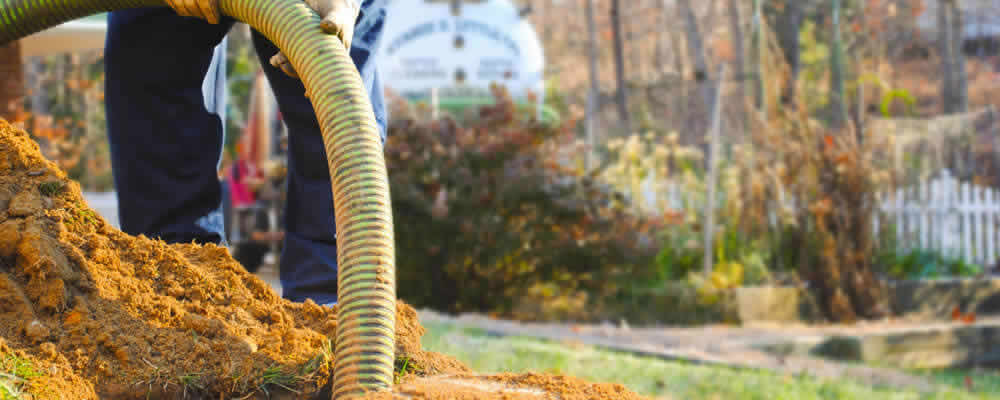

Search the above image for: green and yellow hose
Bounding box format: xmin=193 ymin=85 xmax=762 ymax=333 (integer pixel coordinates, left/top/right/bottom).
xmin=0 ymin=0 xmax=396 ymax=398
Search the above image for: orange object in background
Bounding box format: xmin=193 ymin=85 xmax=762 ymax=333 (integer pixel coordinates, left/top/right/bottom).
xmin=239 ymin=70 xmax=274 ymax=168
xmin=951 ymin=306 xmax=977 ymax=324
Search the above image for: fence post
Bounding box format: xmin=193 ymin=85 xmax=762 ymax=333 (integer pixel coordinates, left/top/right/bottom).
xmin=989 ymin=188 xmax=997 ymax=265
xmin=973 ymin=185 xmax=984 ymax=265
xmin=945 ymin=170 xmax=961 ymax=258
xmin=961 ymin=181 xmax=972 ymax=263
xmin=930 ymin=173 xmax=942 ymax=253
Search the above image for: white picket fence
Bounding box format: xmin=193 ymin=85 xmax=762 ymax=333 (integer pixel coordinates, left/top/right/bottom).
xmin=878 ymin=169 xmax=1000 ymax=266
xmin=638 ymin=169 xmax=1000 ymax=266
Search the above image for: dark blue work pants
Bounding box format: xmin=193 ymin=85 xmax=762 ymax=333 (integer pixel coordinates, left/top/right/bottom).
xmin=104 ymin=4 xmax=387 ymax=305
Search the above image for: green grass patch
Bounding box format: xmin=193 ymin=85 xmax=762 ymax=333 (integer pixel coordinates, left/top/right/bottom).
xmin=0 ymin=379 xmax=23 ymax=400
xmin=420 ymin=321 xmax=1000 ymax=400
xmin=394 ymin=356 xmax=422 ymax=384
xmin=0 ymin=356 xmax=39 ymax=381
xmin=259 ymin=366 xmax=300 ymax=395
xmin=177 ymin=371 xmax=205 ymax=395
xmin=232 ymin=345 xmax=331 ymax=398
xmin=1 ymin=354 xmax=42 ymax=400
xmin=37 ymin=181 xmax=66 ymax=197
xmin=67 ymin=204 xmax=100 ymax=228
xmin=916 ymin=368 xmax=1000 ymax=395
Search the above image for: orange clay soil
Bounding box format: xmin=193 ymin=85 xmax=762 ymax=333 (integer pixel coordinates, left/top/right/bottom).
xmin=0 ymin=120 xmax=644 ymax=400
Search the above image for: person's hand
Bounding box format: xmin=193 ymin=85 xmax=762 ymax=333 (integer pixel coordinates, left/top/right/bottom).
xmin=166 ymin=0 xmax=221 ymax=24
xmin=270 ymin=0 xmax=361 ymax=79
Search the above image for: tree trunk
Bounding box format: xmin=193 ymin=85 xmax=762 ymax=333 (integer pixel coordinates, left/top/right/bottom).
xmin=939 ymin=0 xmax=954 ymax=113
xmin=830 ymin=0 xmax=847 ymax=129
xmin=665 ymin=1 xmax=688 ymax=131
xmin=610 ymin=0 xmax=632 ymax=134
xmin=668 ymin=9 xmax=686 ymax=79
xmin=627 ymin=0 xmax=642 ymax=83
xmin=940 ymin=0 xmax=968 ymax=114
xmin=678 ymin=0 xmax=716 ymax=153
xmin=769 ymin=0 xmax=804 ymax=105
xmin=750 ymin=0 xmax=764 ymax=111
xmin=678 ymin=0 xmax=709 ymax=87
xmin=727 ymin=0 xmax=747 ymax=131
xmin=952 ymin=2 xmax=968 ymax=113
xmin=0 ymin=40 xmax=24 ymax=121
xmin=655 ymin=0 xmax=666 ymax=77
xmin=584 ymin=0 xmax=600 ymax=170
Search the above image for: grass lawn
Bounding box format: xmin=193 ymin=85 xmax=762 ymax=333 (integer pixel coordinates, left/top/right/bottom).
xmin=420 ymin=321 xmax=1000 ymax=400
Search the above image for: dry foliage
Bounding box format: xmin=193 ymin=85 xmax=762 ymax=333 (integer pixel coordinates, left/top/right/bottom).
xmin=733 ymin=104 xmax=897 ymax=322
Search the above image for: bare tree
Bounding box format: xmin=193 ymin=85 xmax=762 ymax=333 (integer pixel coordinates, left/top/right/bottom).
xmin=677 ymin=0 xmax=717 ymax=147
xmin=678 ymin=0 xmax=709 ymax=87
xmin=610 ymin=0 xmax=632 ymax=134
xmin=750 ymin=0 xmax=764 ymax=111
xmin=830 ymin=0 xmax=847 ymax=128
xmin=655 ymin=0 xmax=666 ymax=77
xmin=627 ymin=0 xmax=642 ymax=83
xmin=667 ymin=3 xmax=686 ymax=78
xmin=584 ymin=0 xmax=600 ymax=169
xmin=939 ymin=0 xmax=968 ymax=114
xmin=664 ymin=0 xmax=689 ymax=128
xmin=727 ymin=0 xmax=746 ymax=118
xmin=770 ymin=0 xmax=805 ymax=105
xmin=0 ymin=41 xmax=24 ymax=121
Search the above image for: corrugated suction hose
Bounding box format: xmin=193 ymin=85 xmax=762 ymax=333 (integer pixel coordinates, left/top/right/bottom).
xmin=0 ymin=0 xmax=397 ymax=398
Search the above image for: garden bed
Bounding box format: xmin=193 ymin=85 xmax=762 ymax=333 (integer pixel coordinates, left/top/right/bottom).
xmin=614 ymin=280 xmax=1000 ymax=326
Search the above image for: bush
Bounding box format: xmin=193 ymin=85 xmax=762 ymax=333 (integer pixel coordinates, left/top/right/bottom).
xmin=601 ymin=99 xmax=899 ymax=323
xmin=583 ymin=131 xmax=773 ymax=315
xmin=737 ymin=109 xmax=898 ymax=322
xmin=386 ymin=86 xmax=660 ymax=316
xmin=876 ymin=247 xmax=983 ymax=280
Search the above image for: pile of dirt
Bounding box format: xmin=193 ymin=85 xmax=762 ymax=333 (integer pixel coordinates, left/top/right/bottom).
xmin=0 ymin=120 xmax=643 ymax=399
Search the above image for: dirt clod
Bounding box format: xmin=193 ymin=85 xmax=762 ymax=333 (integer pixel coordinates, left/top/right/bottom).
xmin=23 ymin=319 xmax=50 ymax=343
xmin=7 ymin=188 xmax=42 ymax=216
xmin=0 ymin=219 xmax=19 ymax=257
xmin=0 ymin=120 xmax=646 ymax=399
xmin=0 ymin=185 xmax=13 ymax=212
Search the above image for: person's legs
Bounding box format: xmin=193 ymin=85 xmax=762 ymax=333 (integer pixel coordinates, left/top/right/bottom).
xmin=249 ymin=0 xmax=387 ymax=305
xmin=105 ymin=8 xmax=234 ymax=245
xmin=250 ymin=33 xmax=339 ymax=305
